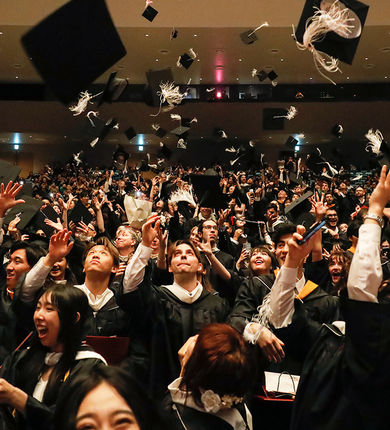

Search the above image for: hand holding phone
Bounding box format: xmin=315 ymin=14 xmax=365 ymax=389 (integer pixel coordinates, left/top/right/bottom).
xmin=297 ymin=220 xmax=326 ymax=245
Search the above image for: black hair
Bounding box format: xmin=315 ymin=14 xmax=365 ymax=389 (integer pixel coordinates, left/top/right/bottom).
xmin=347 ymin=219 xmax=362 ymax=239
xmin=15 ymin=284 xmax=90 ymax=406
xmin=271 ymin=223 xmax=296 ymax=247
xmin=54 ymin=365 xmax=167 ymax=430
xmin=9 ymin=241 xmax=47 ymax=267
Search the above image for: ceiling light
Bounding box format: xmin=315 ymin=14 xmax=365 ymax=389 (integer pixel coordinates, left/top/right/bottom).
xmin=280 ymin=58 xmax=284 ymax=62
xmin=193 ymin=34 xmax=198 ymax=37
xmin=15 ymin=76 xmax=19 ymax=79
xmin=364 ymin=57 xmax=368 ymax=60
xmin=309 ymin=77 xmax=313 ymax=80
xmin=155 ymin=59 xmax=159 ymax=61
xmin=199 ymin=77 xmax=202 ymax=80
xmin=346 ymin=76 xmax=350 ymax=79
xmin=236 ymin=77 xmax=239 ymax=80
xmin=238 ymin=58 xmax=243 ymax=62
xmin=145 ymin=34 xmax=149 ymax=37
xmin=0 ymin=32 xmax=3 ymax=35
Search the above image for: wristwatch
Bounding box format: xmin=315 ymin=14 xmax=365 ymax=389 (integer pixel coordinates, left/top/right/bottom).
xmin=364 ymin=213 xmax=384 ymax=228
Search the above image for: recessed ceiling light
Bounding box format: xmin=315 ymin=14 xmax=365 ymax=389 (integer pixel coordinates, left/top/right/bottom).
xmin=145 ymin=34 xmax=149 ymax=37
xmin=199 ymin=78 xmax=202 ymax=80
xmin=15 ymin=76 xmax=19 ymax=79
xmin=309 ymin=77 xmax=313 ymax=80
xmin=346 ymin=76 xmax=350 ymax=79
xmin=197 ymin=59 xmax=200 ymax=62
xmin=385 ymin=76 xmax=388 ymax=79
xmin=238 ymin=58 xmax=243 ymax=62
xmin=0 ymin=32 xmax=3 ymax=35
xmin=193 ymin=34 xmax=198 ymax=37
xmin=155 ymin=59 xmax=159 ymax=62
xmin=364 ymin=57 xmax=368 ymax=60
xmin=236 ymin=77 xmax=239 ymax=80
xmin=280 ymin=58 xmax=284 ymax=62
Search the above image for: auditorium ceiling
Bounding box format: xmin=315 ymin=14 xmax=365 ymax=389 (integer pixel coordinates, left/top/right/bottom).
xmin=0 ymin=0 xmax=389 ymax=152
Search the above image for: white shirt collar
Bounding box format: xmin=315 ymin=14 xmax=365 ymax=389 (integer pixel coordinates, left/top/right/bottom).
xmin=163 ymin=282 xmax=203 ymax=304
xmin=75 ymin=284 xmax=113 ymax=311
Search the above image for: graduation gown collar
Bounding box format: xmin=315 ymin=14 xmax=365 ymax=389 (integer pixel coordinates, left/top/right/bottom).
xmin=168 ymin=378 xmax=252 ymax=430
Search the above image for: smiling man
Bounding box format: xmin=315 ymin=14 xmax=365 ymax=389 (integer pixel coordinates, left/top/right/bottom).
xmin=118 ymin=214 xmax=230 ymax=399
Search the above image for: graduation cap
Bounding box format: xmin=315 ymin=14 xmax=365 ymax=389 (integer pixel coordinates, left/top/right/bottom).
xmin=152 ymin=124 xmax=167 ymax=138
xmin=21 ymin=0 xmax=126 ymax=105
xmin=158 ymin=142 xmax=172 ymax=160
xmin=256 ymin=70 xmax=268 ymax=82
xmin=33 ymin=204 xmax=60 ymax=237
xmin=365 ymin=129 xmax=390 ymax=167
xmin=190 ymin=174 xmax=227 ymax=209
xmin=268 ymin=70 xmax=278 ymax=82
xmin=124 ymin=126 xmax=137 ymax=141
xmin=284 ymin=190 xmax=314 ymax=225
xmin=170 ymin=125 xmax=190 ymax=137
xmin=289 ymin=171 xmax=303 ymax=186
xmin=0 ymin=160 xmax=21 ymax=185
xmin=170 ymin=28 xmax=178 ymax=39
xmin=178 ymin=53 xmax=194 ymax=70
xmin=68 ymin=200 xmax=93 ymax=225
xmin=306 ymin=148 xmax=326 ymax=174
xmin=19 ymin=181 xmax=34 ymax=197
xmin=295 ymin=0 xmax=369 ymax=65
xmin=90 ymin=118 xmax=118 ymax=148
xmin=285 ymin=136 xmax=298 ymax=148
xmin=240 ymin=22 xmax=269 ymax=45
xmin=113 ymin=144 xmax=129 ymax=161
xmin=98 ymin=72 xmax=129 ymax=107
xmin=4 ymin=196 xmax=43 ymax=230
xmin=177 ymin=139 xmax=187 ymax=149
xmin=136 ymin=159 xmax=150 ymax=172
xmin=145 ymin=68 xmax=174 ymax=106
xmin=142 ymin=5 xmax=158 ymax=22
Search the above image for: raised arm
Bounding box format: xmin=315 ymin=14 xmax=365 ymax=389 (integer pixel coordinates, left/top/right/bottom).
xmin=122 ymin=214 xmax=160 ymax=293
xmin=347 ymin=165 xmax=390 ymax=302
xmin=0 ymin=181 xmax=25 ymax=245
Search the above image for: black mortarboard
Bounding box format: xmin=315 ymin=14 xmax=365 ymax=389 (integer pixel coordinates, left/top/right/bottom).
xmin=240 ymin=29 xmax=258 ymax=45
xmin=295 ymin=0 xmax=369 ymax=65
xmin=332 ymin=124 xmax=344 ymax=137
xmin=4 ymin=196 xmax=43 ymax=230
xmin=190 ymin=174 xmax=227 ymax=209
xmin=154 ymin=126 xmax=167 ymax=138
xmin=170 ymin=125 xmax=190 ymax=137
xmin=34 ymin=204 xmax=59 ymax=237
xmin=158 ymin=142 xmax=172 ymax=160
xmin=98 ymin=72 xmax=129 ymax=106
xmin=178 ymin=53 xmax=194 ymax=69
xmin=0 ymin=160 xmax=21 ymax=185
xmin=21 ymin=0 xmax=126 ymax=105
xmin=90 ymin=118 xmax=118 ymax=147
xmin=268 ymin=70 xmax=278 ymax=81
xmin=306 ymin=149 xmax=325 ymax=174
xmin=20 ymin=181 xmax=34 ymax=197
xmin=124 ymin=127 xmax=137 ymax=141
xmin=136 ymin=159 xmax=149 ymax=172
xmin=262 ymin=108 xmax=286 ymax=130
xmin=145 ymin=68 xmax=174 ymax=107
xmin=142 ymin=5 xmax=158 ymax=22
xmin=69 ymin=200 xmax=93 ymax=225
xmin=285 ymin=136 xmax=298 ymax=148
xmin=284 ymin=190 xmax=314 ymax=225
xmin=257 ymin=70 xmax=268 ymax=82
xmin=289 ymin=172 xmax=303 ymax=186
xmin=113 ymin=144 xmax=129 ymax=161
xmin=170 ymin=28 xmax=178 ymax=39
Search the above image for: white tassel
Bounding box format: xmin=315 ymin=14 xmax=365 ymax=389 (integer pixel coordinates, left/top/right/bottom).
xmin=365 ymin=129 xmax=384 ymax=155
xmin=69 ymin=91 xmax=102 ymax=116
xmin=225 ymin=146 xmax=236 ymax=153
xmin=150 ymin=81 xmax=187 ymax=117
xmin=169 ymin=188 xmax=196 ymax=206
xmin=249 ymin=140 xmax=255 ymax=147
xmin=251 ymin=292 xmax=273 ymax=329
xmin=113 ymin=123 xmax=119 ymax=130
xmin=247 ymin=21 xmax=269 ymax=37
xmin=187 ymin=78 xmax=192 ymax=85
xmin=251 ymin=68 xmax=258 ymax=78
xmin=73 ymin=152 xmax=82 ymax=166
xmin=220 ymin=130 xmax=228 ymax=139
xmin=188 ymin=48 xmax=197 ymax=59
xmin=271 ymin=80 xmax=278 ymax=87
xmin=177 ymin=139 xmax=187 ymax=149
xmin=206 ymin=87 xmax=215 ymax=92
xmin=273 ymin=106 xmax=298 ymax=120
xmin=230 ymin=154 xmax=244 ymax=166
xmin=86 ymin=111 xmax=99 ymax=127
xmin=170 ymin=113 xmax=182 ymax=121
xmin=190 ymin=117 xmax=198 ymax=124
xmin=151 ymin=123 xmax=160 ymax=131
xmin=176 ymin=56 xmax=182 ymax=68
xmin=293 ymin=1 xmax=356 ymax=84
xmin=297 ymin=157 xmax=302 ymax=176
xmin=320 ymin=161 xmax=339 ymax=176
xmin=90 ymin=137 xmax=99 ymax=148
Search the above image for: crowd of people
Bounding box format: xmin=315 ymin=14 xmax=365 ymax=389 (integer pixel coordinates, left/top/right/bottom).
xmin=0 ymin=154 xmax=389 ymax=430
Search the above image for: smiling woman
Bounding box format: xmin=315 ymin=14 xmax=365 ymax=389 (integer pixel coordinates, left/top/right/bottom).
xmin=0 ymin=284 xmax=107 ymax=430
xmin=54 ymin=365 xmax=167 ymax=430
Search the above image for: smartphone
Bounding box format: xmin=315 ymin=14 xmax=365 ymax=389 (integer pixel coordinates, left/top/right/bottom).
xmin=297 ymin=220 xmax=326 ymax=245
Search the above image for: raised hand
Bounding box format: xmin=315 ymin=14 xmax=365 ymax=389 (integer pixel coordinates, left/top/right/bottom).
xmin=45 ymin=230 xmax=74 ymax=266
xmin=44 ymin=217 xmax=64 ymax=232
xmin=141 ymin=214 xmax=161 ymax=247
xmin=0 ymin=181 xmax=25 ymax=217
xmin=309 ymin=192 xmax=327 ymax=221
xmin=217 ymin=208 xmax=230 ymax=228
xmin=285 ymin=225 xmax=319 ymax=269
xmin=369 ymin=165 xmax=390 ymax=216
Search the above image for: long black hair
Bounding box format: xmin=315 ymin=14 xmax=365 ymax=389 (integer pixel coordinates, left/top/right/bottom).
xmin=54 ymin=365 xmax=167 ymax=430
xmin=15 ymin=284 xmax=90 ymax=405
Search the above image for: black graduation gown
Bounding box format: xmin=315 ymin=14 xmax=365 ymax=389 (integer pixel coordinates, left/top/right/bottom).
xmin=228 ymin=275 xmax=275 ymax=334
xmin=117 ymin=272 xmax=231 ymax=399
xmin=0 ymin=347 xmax=103 ymax=430
xmin=277 ymin=299 xmax=390 ymax=430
